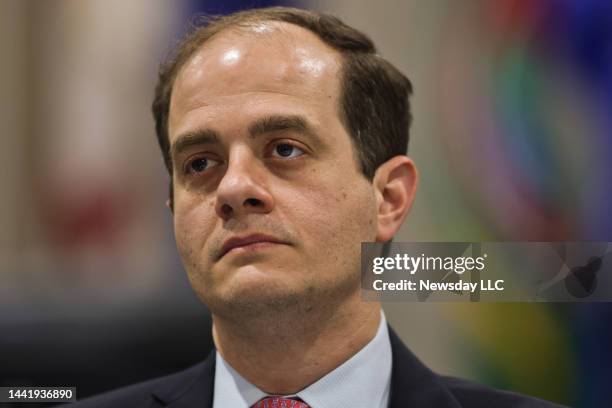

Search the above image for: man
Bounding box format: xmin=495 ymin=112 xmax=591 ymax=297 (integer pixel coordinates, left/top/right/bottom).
xmin=69 ymin=7 xmax=565 ymax=408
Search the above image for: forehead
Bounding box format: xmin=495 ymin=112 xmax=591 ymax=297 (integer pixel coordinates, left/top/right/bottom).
xmin=168 ymin=21 xmax=344 ymax=139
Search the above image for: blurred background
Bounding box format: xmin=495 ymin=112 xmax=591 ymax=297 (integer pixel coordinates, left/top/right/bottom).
xmin=1 ymin=0 xmax=611 ymax=407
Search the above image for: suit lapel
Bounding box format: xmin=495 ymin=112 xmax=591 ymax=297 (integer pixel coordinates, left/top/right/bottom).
xmin=152 ymin=350 xmax=216 ymax=408
xmin=388 ymin=326 xmax=462 ymax=408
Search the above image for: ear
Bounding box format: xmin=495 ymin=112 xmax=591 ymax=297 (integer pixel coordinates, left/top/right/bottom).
xmin=166 ymin=179 xmax=174 ymax=214
xmin=373 ymin=155 xmax=418 ymax=242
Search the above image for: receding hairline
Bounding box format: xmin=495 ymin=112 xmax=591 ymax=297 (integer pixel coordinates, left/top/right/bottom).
xmin=168 ymin=19 xmax=347 ymax=141
xmin=172 ymin=19 xmax=346 ymax=87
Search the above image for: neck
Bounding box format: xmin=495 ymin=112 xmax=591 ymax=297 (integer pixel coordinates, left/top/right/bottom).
xmin=212 ymin=296 xmax=381 ymax=394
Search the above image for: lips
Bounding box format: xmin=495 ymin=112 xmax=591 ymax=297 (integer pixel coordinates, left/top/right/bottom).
xmin=219 ymin=233 xmax=286 ymax=259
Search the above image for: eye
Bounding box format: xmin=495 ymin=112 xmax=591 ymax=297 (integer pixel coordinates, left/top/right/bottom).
xmin=185 ymin=157 xmax=221 ymax=174
xmin=271 ymin=143 xmax=305 ymax=159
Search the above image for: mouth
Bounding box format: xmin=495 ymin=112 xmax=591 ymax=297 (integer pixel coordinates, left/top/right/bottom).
xmin=219 ymin=233 xmax=287 ymax=260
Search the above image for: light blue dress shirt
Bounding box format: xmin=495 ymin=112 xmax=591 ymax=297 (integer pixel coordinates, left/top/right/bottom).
xmin=212 ymin=311 xmax=392 ymax=408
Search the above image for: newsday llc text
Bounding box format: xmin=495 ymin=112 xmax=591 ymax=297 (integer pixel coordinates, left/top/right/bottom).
xmin=372 ymin=279 xmax=505 ymax=293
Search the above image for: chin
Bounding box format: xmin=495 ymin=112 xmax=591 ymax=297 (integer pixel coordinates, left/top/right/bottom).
xmin=216 ymin=256 xmax=304 ymax=285
xmin=201 ymin=274 xmax=311 ymax=320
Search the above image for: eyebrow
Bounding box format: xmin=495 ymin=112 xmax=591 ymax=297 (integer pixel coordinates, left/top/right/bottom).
xmin=171 ymin=114 xmax=320 ymax=161
xmin=171 ymin=129 xmax=221 ymax=161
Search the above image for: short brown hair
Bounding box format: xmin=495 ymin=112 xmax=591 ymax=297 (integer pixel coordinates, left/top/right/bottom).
xmin=152 ymin=7 xmax=413 ymax=199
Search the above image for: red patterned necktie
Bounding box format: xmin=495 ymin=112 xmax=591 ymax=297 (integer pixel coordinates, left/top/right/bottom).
xmin=251 ymin=396 xmax=310 ymax=408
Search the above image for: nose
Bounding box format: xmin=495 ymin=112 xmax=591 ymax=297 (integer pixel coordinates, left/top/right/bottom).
xmin=214 ymin=149 xmax=274 ymax=221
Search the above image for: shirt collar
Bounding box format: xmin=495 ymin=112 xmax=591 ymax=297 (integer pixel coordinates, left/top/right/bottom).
xmin=213 ymin=310 xmax=392 ymax=408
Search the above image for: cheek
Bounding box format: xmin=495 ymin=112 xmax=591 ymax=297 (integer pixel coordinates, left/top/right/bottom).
xmin=287 ymin=173 xmax=377 ymax=262
xmin=173 ymin=193 xmax=217 ymax=263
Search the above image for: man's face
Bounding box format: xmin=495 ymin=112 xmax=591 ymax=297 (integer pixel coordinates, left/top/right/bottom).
xmin=168 ymin=22 xmax=379 ymax=318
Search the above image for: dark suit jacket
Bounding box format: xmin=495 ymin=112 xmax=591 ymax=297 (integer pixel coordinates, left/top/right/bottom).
xmin=65 ymin=327 xmax=567 ymax=407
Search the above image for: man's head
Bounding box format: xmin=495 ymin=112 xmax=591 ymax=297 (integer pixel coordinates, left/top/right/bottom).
xmin=152 ymin=7 xmax=417 ymax=322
